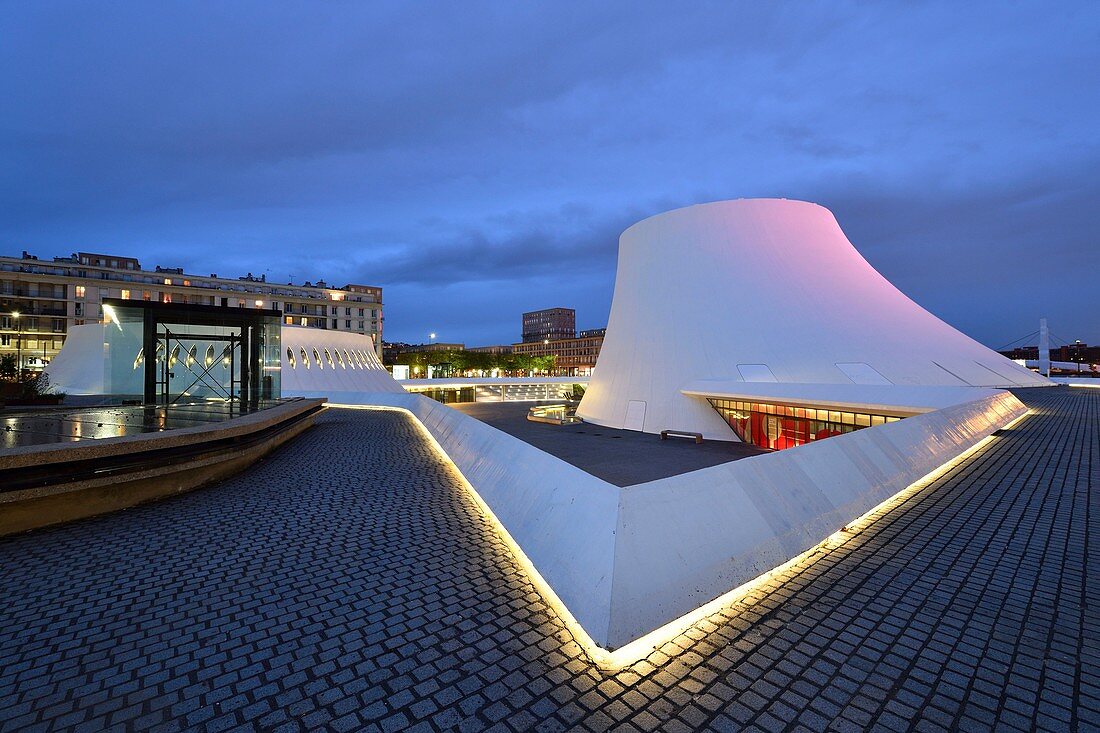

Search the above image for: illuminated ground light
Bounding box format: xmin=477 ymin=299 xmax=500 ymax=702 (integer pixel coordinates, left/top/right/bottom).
xmin=328 ymin=403 xmax=1030 ymax=671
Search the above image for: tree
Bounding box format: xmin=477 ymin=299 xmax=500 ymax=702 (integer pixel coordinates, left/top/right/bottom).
xmin=0 ymin=354 xmax=16 ymax=381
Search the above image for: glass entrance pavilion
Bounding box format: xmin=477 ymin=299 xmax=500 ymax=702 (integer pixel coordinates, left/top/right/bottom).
xmin=102 ymin=299 xmax=282 ymax=406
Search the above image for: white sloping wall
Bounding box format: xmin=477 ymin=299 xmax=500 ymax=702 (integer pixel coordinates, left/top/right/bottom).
xmin=335 ymin=386 xmax=1026 ymax=652
xmin=43 ymin=324 xmax=107 ymax=394
xmin=578 ymin=199 xmax=1050 ymax=439
xmin=279 ymin=326 xmax=404 ymax=398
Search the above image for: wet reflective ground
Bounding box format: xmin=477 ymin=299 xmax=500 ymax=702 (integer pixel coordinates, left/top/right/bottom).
xmin=0 ymin=400 xmax=289 ymax=449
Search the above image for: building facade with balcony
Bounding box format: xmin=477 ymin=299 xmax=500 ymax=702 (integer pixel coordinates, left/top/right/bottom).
xmin=512 ymin=330 xmax=605 ymax=376
xmin=0 ymin=250 xmax=383 ymax=372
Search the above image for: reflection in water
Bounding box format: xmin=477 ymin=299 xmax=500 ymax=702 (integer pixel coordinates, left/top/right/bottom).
xmin=0 ymin=401 xmax=285 ymax=449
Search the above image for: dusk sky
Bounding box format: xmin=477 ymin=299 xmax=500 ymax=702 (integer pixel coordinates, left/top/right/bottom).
xmin=2 ymin=3 xmax=1097 ymax=348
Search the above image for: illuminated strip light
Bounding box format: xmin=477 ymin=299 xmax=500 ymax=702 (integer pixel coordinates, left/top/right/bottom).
xmin=326 ymin=402 xmax=1030 ymax=670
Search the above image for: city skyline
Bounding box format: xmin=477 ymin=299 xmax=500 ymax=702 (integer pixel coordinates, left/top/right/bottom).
xmin=2 ymin=3 xmax=1098 ymax=347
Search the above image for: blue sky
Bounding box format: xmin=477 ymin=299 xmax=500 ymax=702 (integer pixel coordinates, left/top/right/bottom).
xmin=2 ymin=2 xmax=1097 ymax=348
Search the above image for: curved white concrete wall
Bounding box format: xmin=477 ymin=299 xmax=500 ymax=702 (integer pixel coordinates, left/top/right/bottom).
xmin=43 ymin=324 xmax=107 ymax=394
xmin=578 ymin=199 xmax=1049 ymax=439
xmin=280 ymin=326 xmax=403 ymax=398
xmin=348 ymin=387 xmax=1026 ymax=651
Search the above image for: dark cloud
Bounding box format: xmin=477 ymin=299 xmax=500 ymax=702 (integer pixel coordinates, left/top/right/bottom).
xmin=1 ymin=2 xmax=1097 ymax=346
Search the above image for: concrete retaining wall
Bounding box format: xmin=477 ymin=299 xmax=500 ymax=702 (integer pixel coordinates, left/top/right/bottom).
xmin=328 ymin=389 xmax=1026 ymax=652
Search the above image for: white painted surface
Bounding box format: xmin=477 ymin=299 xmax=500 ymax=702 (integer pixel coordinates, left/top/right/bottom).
xmin=336 ymin=386 xmax=1026 ymax=650
xmin=624 ymin=400 xmax=647 ymax=431
xmin=329 ymin=391 xmax=620 ymax=643
xmin=43 ymin=324 xmax=107 ymax=394
xmin=607 ymin=389 xmax=1025 ymax=647
xmin=835 ymin=362 xmax=892 ymax=385
xmin=280 ymin=326 xmax=403 ymax=398
xmin=578 ymin=199 xmax=1051 ymax=439
xmin=737 ymin=364 xmax=778 ymax=383
xmin=1024 ymin=359 xmax=1098 ymax=373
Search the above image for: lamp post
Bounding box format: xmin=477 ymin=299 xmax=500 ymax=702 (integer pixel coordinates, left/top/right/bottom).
xmin=12 ymin=311 xmax=21 ymax=378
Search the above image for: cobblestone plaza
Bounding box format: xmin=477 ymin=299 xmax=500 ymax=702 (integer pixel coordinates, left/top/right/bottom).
xmin=1 ymin=387 xmax=1096 ymax=732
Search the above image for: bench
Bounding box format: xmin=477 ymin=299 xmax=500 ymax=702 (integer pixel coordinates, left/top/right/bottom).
xmin=660 ymin=429 xmax=703 ymax=444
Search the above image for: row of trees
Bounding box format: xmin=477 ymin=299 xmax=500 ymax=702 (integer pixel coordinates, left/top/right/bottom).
xmin=389 ymin=349 xmax=557 ymax=377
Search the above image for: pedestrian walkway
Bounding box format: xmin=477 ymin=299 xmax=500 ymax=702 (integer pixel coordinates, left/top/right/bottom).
xmin=0 ymin=387 xmax=1096 ymax=731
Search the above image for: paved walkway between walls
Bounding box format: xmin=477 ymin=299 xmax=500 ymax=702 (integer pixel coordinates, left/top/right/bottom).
xmin=1 ymin=387 xmax=1096 ymax=732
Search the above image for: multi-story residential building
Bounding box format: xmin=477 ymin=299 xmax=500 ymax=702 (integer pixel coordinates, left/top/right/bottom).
xmin=522 ymin=307 xmax=575 ymax=343
xmin=512 ymin=329 xmax=605 ymax=376
xmin=467 ymin=344 xmax=513 ymax=355
xmin=0 ymin=250 xmax=383 ymax=372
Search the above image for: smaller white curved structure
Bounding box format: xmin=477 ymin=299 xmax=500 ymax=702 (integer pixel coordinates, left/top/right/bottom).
xmin=42 ymin=324 xmax=109 ymax=395
xmin=280 ymin=327 xmax=403 ymax=399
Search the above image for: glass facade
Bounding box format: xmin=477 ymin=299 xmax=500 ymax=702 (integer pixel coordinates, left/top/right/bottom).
xmin=406 ymin=386 xmax=476 ymax=404
xmin=707 ymin=398 xmax=902 ymax=451
xmin=103 ymin=299 xmax=281 ymax=405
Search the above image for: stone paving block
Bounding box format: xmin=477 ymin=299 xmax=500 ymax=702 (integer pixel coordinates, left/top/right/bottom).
xmin=0 ymin=388 xmax=1095 ymax=731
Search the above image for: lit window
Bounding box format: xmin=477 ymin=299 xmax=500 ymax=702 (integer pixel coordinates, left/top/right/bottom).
xmin=75 ymin=285 xmax=85 ymax=298
xmin=163 ymin=278 xmax=172 ymax=286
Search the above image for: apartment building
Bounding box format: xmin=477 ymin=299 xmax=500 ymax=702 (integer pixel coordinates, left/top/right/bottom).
xmin=521 ymin=307 xmax=575 ymax=343
xmin=0 ymin=250 xmax=383 ymax=371
xmin=512 ymin=328 xmax=604 ymax=376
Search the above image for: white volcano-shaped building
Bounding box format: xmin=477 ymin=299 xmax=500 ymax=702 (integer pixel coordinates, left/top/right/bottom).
xmin=578 ymin=199 xmax=1048 ymax=441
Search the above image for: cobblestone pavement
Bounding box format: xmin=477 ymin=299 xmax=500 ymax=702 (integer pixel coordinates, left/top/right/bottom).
xmin=1 ymin=387 xmax=1096 ymax=732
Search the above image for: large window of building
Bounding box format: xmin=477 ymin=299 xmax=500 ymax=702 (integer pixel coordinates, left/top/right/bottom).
xmin=708 ymin=398 xmax=902 ymax=451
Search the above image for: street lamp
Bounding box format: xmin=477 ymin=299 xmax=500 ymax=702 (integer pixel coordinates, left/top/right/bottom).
xmin=429 ymin=332 xmax=436 ymax=344
xmin=11 ymin=311 xmax=21 ymax=377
